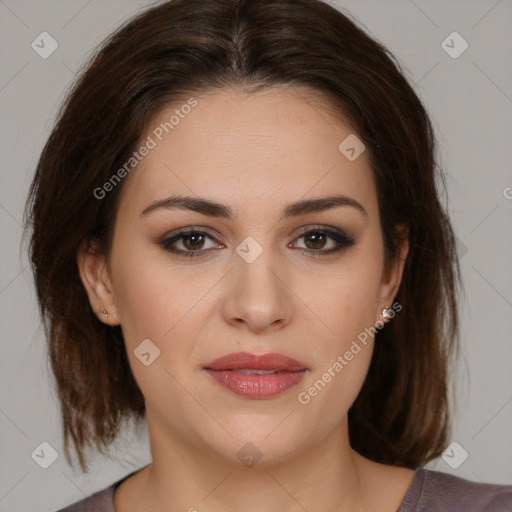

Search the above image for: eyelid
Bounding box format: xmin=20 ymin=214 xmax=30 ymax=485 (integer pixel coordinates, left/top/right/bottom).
xmin=292 ymin=224 xmax=355 ymax=242
xmin=163 ymin=224 xmax=352 ymax=240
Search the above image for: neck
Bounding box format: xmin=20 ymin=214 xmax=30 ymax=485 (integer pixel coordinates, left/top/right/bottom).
xmin=136 ymin=415 xmax=372 ymax=512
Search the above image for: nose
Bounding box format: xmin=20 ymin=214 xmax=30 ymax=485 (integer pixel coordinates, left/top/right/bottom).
xmin=221 ymin=246 xmax=293 ymax=333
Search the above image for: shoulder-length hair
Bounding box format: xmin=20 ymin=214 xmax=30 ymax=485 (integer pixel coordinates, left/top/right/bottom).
xmin=23 ymin=0 xmax=461 ymax=472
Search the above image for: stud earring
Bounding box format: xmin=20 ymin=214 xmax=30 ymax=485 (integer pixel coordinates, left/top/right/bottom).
xmin=382 ymin=306 xmax=392 ymax=320
xmin=101 ymin=308 xmax=108 ymax=318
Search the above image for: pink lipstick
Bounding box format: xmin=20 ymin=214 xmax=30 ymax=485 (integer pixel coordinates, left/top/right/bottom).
xmin=204 ymin=352 xmax=308 ymax=399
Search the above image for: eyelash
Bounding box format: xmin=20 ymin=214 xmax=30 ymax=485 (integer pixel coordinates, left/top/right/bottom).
xmin=159 ymin=226 xmax=355 ymax=259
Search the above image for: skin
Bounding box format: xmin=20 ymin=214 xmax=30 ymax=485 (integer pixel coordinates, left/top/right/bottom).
xmin=78 ymin=86 xmax=412 ymax=512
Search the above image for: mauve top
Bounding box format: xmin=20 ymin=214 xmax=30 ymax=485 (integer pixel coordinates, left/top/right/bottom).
xmin=55 ymin=466 xmax=512 ymax=512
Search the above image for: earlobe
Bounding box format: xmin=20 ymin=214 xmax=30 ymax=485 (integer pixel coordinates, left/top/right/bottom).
xmin=76 ymin=240 xmax=119 ymax=325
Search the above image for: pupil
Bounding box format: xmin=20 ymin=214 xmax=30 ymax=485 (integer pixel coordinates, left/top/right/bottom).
xmin=307 ymin=232 xmax=325 ymax=249
xmin=184 ymin=233 xmax=203 ymax=250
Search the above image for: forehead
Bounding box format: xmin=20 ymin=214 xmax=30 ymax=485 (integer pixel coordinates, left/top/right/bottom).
xmin=116 ymin=87 xmax=377 ymax=221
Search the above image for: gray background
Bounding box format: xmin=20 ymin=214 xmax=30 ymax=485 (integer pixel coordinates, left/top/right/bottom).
xmin=0 ymin=0 xmax=511 ymax=510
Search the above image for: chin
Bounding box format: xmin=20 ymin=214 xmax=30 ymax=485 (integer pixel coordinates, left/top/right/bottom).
xmin=199 ymin=418 xmax=308 ymax=468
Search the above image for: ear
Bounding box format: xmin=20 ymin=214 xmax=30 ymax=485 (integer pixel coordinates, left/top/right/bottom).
xmin=377 ymin=224 xmax=409 ymax=317
xmin=76 ymin=239 xmax=120 ymax=325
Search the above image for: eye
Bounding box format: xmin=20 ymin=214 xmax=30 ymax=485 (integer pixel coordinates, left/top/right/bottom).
xmin=159 ymin=226 xmax=355 ymax=259
xmin=289 ymin=227 xmax=355 ymax=257
xmin=160 ymin=228 xmax=219 ymax=258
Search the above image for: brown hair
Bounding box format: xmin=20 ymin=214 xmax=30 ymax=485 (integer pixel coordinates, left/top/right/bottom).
xmin=23 ymin=0 xmax=461 ymax=472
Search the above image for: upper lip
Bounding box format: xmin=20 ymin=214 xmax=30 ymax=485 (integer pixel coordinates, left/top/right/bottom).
xmin=205 ymin=352 xmax=308 ymax=371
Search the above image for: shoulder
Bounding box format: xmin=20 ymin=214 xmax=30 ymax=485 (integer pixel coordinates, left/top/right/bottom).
xmin=404 ymin=467 xmax=512 ymax=512
xmin=53 ymin=464 xmax=150 ymax=512
xmin=53 ymin=482 xmax=116 ymax=512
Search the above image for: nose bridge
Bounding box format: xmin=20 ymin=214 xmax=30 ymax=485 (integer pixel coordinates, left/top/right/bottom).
xmin=234 ymin=234 xmax=283 ymax=297
xmin=224 ymin=233 xmax=292 ymax=329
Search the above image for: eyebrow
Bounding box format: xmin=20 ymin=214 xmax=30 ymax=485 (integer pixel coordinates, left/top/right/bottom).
xmin=140 ymin=194 xmax=367 ymax=220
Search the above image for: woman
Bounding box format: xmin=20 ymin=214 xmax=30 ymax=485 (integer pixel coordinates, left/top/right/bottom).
xmin=23 ymin=0 xmax=512 ymax=510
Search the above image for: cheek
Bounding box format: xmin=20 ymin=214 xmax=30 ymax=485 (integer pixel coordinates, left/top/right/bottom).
xmin=111 ymin=271 xmax=164 ymax=339
xmin=109 ymin=248 xmax=202 ymax=407
xmin=299 ymin=253 xmax=384 ymax=415
xmin=295 ymin=266 xmax=381 ymax=425
xmin=110 ymin=242 xmax=217 ymax=374
xmin=317 ymin=253 xmax=384 ymax=339
xmin=110 ymin=241 xmax=184 ymax=341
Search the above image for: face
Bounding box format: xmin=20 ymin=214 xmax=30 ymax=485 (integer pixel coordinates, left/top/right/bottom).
xmin=78 ymin=86 xmax=408 ymax=466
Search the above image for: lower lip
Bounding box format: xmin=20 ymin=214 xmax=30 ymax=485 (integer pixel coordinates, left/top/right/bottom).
xmin=204 ymin=369 xmax=307 ymax=399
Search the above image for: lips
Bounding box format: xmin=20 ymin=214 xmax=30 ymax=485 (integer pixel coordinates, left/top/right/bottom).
xmin=204 ymin=352 xmax=308 ymax=399
xmin=205 ymin=352 xmax=308 ymax=372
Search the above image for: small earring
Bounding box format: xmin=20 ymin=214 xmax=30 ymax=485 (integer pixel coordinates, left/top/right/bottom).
xmin=101 ymin=308 xmax=108 ymax=318
xmin=382 ymin=306 xmax=392 ymax=320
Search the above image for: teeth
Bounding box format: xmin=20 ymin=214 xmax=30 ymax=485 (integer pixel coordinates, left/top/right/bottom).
xmin=234 ymin=369 xmax=280 ymax=375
